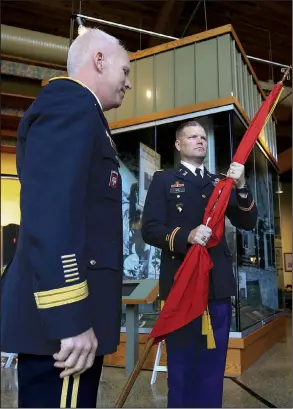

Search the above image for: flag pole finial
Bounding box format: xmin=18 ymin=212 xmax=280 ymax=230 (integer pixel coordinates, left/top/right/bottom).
xmin=280 ymin=66 xmax=292 ymax=83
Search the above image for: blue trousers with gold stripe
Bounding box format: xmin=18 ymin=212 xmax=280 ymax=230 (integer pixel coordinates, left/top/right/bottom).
xmin=165 ymin=300 xmax=232 ymax=408
xmin=18 ymin=354 xmax=103 ymax=408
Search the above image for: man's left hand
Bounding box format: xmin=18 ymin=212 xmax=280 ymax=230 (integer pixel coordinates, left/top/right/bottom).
xmin=227 ymin=162 xmax=246 ymax=188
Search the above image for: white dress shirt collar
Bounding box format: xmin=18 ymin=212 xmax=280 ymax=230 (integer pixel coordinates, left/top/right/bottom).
xmin=181 ymin=161 xmax=204 ymax=177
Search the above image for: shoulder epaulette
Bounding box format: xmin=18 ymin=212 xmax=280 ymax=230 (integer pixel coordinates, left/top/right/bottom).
xmin=48 ymin=77 xmax=86 ymax=89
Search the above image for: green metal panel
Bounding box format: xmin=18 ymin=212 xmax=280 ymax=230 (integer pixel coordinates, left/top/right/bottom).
xmin=269 ymin=119 xmax=275 ymax=157
xmin=248 ymin=75 xmax=256 ymax=117
xmin=231 ymin=39 xmax=238 ymax=99
xmin=266 ymin=119 xmax=272 ymax=153
xmin=272 ymin=121 xmax=277 ymax=159
xmin=195 ymin=39 xmax=219 ymax=102
xmin=246 ymin=70 xmax=252 ymax=118
xmin=174 ymin=44 xmax=196 ymax=107
xmin=154 ymin=51 xmax=175 ymax=112
xmin=252 ymin=81 xmax=258 ymax=118
xmin=257 ymin=92 xmax=262 ymax=112
xmin=116 ymin=62 xmax=136 ymax=120
xmin=236 ymin=51 xmax=244 ymax=108
xmin=242 ymin=64 xmax=248 ymax=116
xmin=217 ymin=35 xmax=234 ymax=98
xmin=135 ymin=57 xmax=155 ymax=116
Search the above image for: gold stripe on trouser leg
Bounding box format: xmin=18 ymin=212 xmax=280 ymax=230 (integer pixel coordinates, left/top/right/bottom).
xmin=71 ymin=375 xmax=80 ymax=408
xmin=60 ymin=376 xmax=69 ymax=408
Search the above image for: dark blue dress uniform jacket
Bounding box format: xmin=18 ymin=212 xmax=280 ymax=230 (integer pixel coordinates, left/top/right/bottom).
xmin=141 ymin=166 xmax=258 ymax=301
xmin=1 ymin=78 xmax=123 ymax=356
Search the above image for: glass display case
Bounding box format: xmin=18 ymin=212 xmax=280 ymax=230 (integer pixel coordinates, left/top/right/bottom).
xmin=111 ymin=106 xmax=284 ymax=336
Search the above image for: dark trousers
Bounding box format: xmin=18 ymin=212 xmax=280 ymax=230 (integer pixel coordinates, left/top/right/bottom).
xmin=165 ymin=300 xmax=232 ymax=408
xmin=18 ymin=354 xmax=104 ymax=408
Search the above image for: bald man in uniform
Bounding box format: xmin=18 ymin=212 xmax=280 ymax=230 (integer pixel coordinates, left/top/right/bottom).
xmin=1 ymin=28 xmax=131 ymax=408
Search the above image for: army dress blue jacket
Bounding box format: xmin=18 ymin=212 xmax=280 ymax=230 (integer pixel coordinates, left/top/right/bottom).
xmin=1 ymin=78 xmax=123 ymax=356
xmin=141 ymin=165 xmax=258 ymax=301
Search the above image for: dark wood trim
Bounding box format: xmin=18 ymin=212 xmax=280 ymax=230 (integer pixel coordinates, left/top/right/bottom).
xmin=1 ymin=54 xmax=67 ymax=70
xmin=110 ymin=96 xmax=235 ymax=130
xmin=129 ymin=24 xmax=232 ymax=61
xmin=1 ymin=92 xmax=36 ymax=110
xmin=1 ymin=129 xmax=17 ymax=138
xmin=1 ymin=146 xmax=16 ymax=154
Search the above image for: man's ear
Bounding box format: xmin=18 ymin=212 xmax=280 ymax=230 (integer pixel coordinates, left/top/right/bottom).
xmin=175 ymin=139 xmax=180 ymax=152
xmin=94 ymin=51 xmax=105 ymax=72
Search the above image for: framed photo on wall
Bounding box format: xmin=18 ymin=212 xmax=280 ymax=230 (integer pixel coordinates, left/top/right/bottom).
xmin=284 ymin=253 xmax=292 ymax=272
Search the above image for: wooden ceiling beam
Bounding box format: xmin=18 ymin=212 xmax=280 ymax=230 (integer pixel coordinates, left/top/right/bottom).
xmin=1 ymin=129 xmax=17 ymax=138
xmin=1 ymin=145 xmax=16 ymax=154
xmin=1 ymin=92 xmax=35 ymax=110
xmin=147 ymin=0 xmax=177 ymax=47
xmin=1 ymin=113 xmax=22 ymax=130
xmin=205 ymin=1 xmax=292 ymax=32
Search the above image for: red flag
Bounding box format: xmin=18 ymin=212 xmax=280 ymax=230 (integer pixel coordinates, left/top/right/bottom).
xmin=150 ymin=79 xmax=286 ymax=345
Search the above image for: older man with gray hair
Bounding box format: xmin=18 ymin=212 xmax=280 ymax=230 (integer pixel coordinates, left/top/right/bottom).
xmin=1 ymin=28 xmax=131 ymax=408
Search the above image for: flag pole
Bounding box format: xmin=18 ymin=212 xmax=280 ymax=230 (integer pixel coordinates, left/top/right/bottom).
xmin=114 ymin=338 xmax=155 ymax=408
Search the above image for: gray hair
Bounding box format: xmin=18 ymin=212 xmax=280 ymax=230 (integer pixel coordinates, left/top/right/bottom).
xmin=67 ymin=28 xmax=121 ymax=76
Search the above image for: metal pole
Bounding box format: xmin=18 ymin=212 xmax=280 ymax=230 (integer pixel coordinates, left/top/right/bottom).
xmin=74 ymin=13 xmax=178 ymax=40
xmin=74 ymin=13 xmax=290 ymax=70
xmin=247 ymin=56 xmax=290 ymax=69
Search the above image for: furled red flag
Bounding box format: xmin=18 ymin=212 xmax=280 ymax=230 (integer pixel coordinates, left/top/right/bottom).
xmin=149 ymin=77 xmax=287 ymax=347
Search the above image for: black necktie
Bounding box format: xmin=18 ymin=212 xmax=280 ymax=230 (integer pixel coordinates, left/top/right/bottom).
xmin=195 ymin=168 xmax=201 ymax=178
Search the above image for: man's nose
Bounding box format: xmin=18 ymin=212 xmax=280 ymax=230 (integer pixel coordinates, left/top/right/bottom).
xmin=126 ymin=79 xmax=132 ymax=90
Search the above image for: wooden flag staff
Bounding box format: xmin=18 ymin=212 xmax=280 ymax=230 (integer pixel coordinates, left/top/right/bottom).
xmin=114 ymin=338 xmax=154 ymax=408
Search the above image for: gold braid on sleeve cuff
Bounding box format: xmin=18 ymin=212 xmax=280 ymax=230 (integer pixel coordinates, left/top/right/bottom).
xmin=238 ymin=200 xmax=255 ymax=212
xmin=34 ymin=280 xmax=88 ymax=309
xmin=169 ymin=227 xmax=181 ymax=252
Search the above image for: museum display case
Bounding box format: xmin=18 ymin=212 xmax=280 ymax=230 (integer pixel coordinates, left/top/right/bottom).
xmin=110 ymin=106 xmax=283 ymax=337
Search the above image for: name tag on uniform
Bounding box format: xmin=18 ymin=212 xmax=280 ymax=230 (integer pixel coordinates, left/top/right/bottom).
xmin=109 ymin=170 xmax=119 ymax=188
xmin=170 ymin=187 xmax=185 ymax=193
